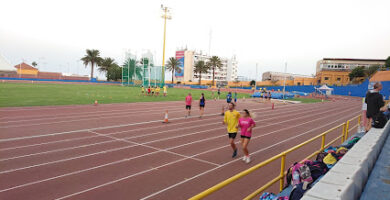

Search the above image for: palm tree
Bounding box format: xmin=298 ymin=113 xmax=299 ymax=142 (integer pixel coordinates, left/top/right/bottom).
xmin=99 ymin=57 xmax=117 ymax=73
xmin=165 ymin=57 xmax=181 ymax=83
xmin=31 ymin=61 xmax=38 ymax=68
xmin=123 ymin=58 xmax=143 ymax=81
xmin=206 ymin=56 xmax=223 ymax=86
xmin=194 ymin=60 xmax=209 ymax=85
xmin=81 ymin=49 xmax=103 ymax=80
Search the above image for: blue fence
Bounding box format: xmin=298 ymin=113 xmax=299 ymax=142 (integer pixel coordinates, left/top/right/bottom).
xmin=0 ymin=77 xmax=121 ymax=84
xmin=232 ymin=80 xmax=390 ymax=98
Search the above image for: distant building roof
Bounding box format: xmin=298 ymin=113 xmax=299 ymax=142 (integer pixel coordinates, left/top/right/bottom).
xmin=322 ymin=58 xmax=386 ymax=62
xmin=14 ymin=62 xmax=38 ymax=70
xmin=370 ymin=71 xmax=390 ymax=82
xmin=263 ymin=71 xmax=313 ymax=78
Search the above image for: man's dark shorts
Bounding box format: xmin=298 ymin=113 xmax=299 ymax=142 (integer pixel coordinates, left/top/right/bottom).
xmin=228 ymin=132 xmax=237 ymax=139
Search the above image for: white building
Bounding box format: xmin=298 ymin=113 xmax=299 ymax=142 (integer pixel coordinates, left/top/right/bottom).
xmin=316 ymin=58 xmax=386 ymax=73
xmin=174 ymin=49 xmax=238 ymax=84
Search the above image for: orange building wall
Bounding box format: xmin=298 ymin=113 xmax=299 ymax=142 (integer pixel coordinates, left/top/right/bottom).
xmin=316 ymin=71 xmax=350 ymax=86
xmin=16 ymin=69 xmax=38 ymax=75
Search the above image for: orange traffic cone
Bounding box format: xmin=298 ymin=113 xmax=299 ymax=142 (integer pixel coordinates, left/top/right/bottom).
xmin=221 ymin=106 xmax=225 ymax=116
xmin=163 ymin=110 xmax=169 ymax=123
xmin=94 ymin=100 xmax=98 ymax=106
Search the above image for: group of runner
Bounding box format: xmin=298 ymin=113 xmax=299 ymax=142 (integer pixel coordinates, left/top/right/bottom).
xmin=184 ymin=91 xmax=254 ymax=163
xmin=141 ymin=86 xmax=167 ymax=97
xmin=185 ymin=93 xmax=205 ymax=118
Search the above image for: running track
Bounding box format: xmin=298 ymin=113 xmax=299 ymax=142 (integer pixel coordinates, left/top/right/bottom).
xmin=0 ymin=98 xmax=361 ymax=200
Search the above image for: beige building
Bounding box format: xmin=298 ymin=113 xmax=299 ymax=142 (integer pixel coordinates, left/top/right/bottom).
xmin=262 ymin=71 xmax=313 ymax=81
xmin=316 ymin=58 xmax=386 ymax=85
xmin=175 ymin=50 xmax=238 ymax=85
xmin=316 ymin=58 xmax=386 ymax=73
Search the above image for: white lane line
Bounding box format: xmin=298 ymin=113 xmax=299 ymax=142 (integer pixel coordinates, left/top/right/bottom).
xmin=0 ymin=104 xmax=341 ymax=161
xmin=0 ymin=107 xmax=358 ymax=194
xmin=0 ymin=105 xmax=185 ymax=124
xmin=0 ymin=108 xmax=192 ymax=129
xmin=0 ymin=102 xmax=303 ymax=151
xmin=89 ymin=131 xmax=221 ymax=167
xmin=138 ymin=111 xmax=361 ymax=200
xmin=0 ymin=100 xmax=189 ymax=112
xmin=0 ymin=102 xmax=299 ymax=142
xmin=59 ymin=110 xmax=361 ymax=200
xmin=0 ymin=99 xmax=240 ymax=123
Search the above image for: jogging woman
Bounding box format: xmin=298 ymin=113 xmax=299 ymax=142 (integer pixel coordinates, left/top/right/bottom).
xmin=199 ymin=93 xmax=206 ymax=118
xmin=238 ymin=109 xmax=256 ymax=163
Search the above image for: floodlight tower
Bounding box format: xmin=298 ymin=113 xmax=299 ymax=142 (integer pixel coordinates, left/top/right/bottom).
xmin=161 ymin=4 xmax=171 ymax=86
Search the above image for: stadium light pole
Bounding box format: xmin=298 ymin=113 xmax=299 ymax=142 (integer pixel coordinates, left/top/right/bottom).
xmin=255 ymin=63 xmax=258 ymax=90
xmin=282 ymin=62 xmax=287 ymax=100
xmin=161 ymin=5 xmax=171 ymax=86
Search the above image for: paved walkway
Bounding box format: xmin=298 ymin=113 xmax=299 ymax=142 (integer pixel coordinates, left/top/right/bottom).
xmin=360 ymin=125 xmax=390 ymax=199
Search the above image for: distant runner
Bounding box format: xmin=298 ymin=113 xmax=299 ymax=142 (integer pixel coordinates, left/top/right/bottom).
xmin=185 ymin=93 xmax=193 ymax=118
xmin=199 ymin=93 xmax=206 ymax=118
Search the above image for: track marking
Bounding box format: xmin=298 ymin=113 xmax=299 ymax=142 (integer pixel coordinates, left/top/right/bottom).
xmin=138 ymin=111 xmax=361 ymax=200
xmin=0 ymin=103 xmax=304 ymax=150
xmin=89 ymin=131 xmax=221 ymax=167
xmin=0 ymin=105 xmax=186 ymax=124
xmin=0 ymin=104 xmax=345 ymax=162
xmin=58 ymin=110 xmax=361 ymax=200
xmin=0 ymin=102 xmax=300 ymax=142
xmin=0 ymin=107 xmax=358 ymax=193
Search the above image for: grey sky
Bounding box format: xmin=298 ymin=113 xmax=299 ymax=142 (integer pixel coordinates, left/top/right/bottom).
xmin=1 ymin=0 xmax=389 ymax=80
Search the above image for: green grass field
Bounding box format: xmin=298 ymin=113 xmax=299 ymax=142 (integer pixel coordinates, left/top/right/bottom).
xmin=289 ymin=97 xmax=324 ymax=103
xmin=0 ymin=82 xmax=253 ymax=107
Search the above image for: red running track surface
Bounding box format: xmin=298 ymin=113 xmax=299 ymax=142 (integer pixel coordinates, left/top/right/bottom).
xmin=0 ymin=98 xmax=361 ymax=200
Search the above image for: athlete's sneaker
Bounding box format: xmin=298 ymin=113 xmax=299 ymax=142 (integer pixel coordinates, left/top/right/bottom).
xmin=242 ymin=156 xmax=246 ymax=162
xmin=232 ymin=149 xmax=237 ymax=158
xmin=245 ymin=156 xmax=251 ymax=164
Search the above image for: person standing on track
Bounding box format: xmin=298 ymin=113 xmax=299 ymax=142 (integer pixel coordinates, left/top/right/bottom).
xmin=217 ymin=87 xmax=221 ymax=100
xmin=223 ymin=102 xmax=241 ymax=158
xmin=238 ymin=109 xmax=256 ymax=163
xmin=185 ymin=93 xmax=193 ymax=118
xmin=163 ymin=85 xmax=167 ymax=97
xmin=147 ymin=86 xmax=151 ymax=96
xmin=234 ymin=92 xmax=238 ymax=103
xmin=199 ymin=93 xmax=206 ymax=118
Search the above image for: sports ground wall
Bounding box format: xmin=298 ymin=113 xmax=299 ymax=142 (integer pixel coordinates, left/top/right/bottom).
xmin=232 ymin=79 xmax=390 ymax=98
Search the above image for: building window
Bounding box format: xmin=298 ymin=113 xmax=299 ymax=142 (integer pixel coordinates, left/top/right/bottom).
xmin=324 ymin=77 xmax=329 ymax=80
xmin=337 ymin=78 xmax=341 ymax=81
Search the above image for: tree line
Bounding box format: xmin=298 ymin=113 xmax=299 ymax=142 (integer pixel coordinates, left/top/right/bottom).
xmin=80 ymin=49 xmax=225 ymax=85
xmin=349 ymin=56 xmax=390 ymax=82
xmin=165 ymin=55 xmax=222 ymax=86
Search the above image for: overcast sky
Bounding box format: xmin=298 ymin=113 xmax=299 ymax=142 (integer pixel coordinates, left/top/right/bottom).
xmin=1 ymin=0 xmax=389 ymax=80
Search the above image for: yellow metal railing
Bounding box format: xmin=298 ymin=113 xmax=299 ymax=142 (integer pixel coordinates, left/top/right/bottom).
xmin=189 ymin=115 xmax=361 ymax=200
